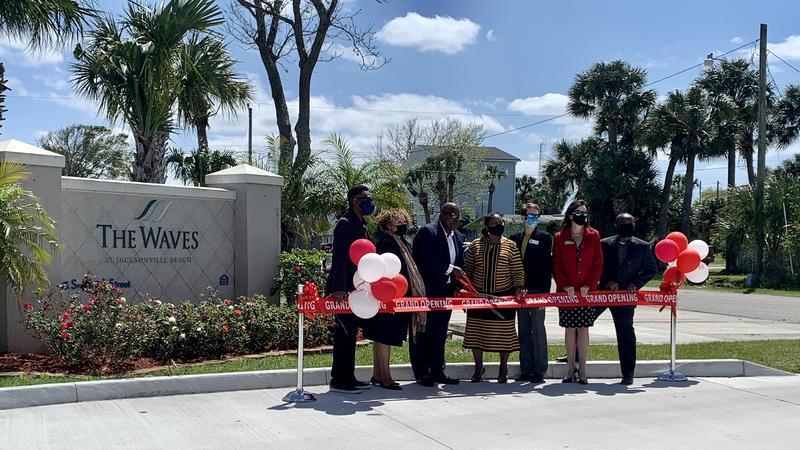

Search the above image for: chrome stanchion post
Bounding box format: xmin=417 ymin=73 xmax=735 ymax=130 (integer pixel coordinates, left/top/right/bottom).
xmin=658 ymin=293 xmax=687 ymax=382
xmin=283 ymin=284 xmax=317 ymax=402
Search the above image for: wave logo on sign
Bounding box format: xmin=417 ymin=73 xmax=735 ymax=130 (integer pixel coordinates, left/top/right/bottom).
xmin=134 ymin=199 xmax=174 ymax=223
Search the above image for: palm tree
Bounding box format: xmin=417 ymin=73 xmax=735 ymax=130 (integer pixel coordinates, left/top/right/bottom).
xmin=177 ymin=33 xmax=252 ymax=151
xmin=72 ymin=0 xmax=225 ymax=183
xmin=0 ymin=0 xmax=94 ymax=49
xmin=647 ymin=87 xmax=733 ymax=236
xmin=697 ymin=59 xmax=773 ymax=187
xmin=166 ymin=147 xmax=237 ymax=186
xmin=542 ymin=138 xmax=596 ymax=197
xmin=442 ymin=150 xmax=466 ymax=203
xmin=773 ymin=84 xmax=800 ymax=149
xmin=567 ymin=60 xmax=656 ymax=153
xmin=484 ymin=165 xmax=507 ymax=214
xmin=515 ymin=175 xmax=537 ymax=210
xmin=320 ymin=133 xmax=407 ymax=217
xmin=0 ymin=162 xmax=60 ymax=294
xmin=404 ymin=168 xmax=431 ymax=224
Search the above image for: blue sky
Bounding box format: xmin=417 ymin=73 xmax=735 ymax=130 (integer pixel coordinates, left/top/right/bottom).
xmin=2 ymin=0 xmax=800 ymax=191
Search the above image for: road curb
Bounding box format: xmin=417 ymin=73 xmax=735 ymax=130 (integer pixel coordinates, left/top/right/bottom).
xmin=0 ymin=359 xmax=793 ymax=410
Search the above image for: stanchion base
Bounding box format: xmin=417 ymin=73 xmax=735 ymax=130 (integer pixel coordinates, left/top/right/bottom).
xmin=658 ymin=370 xmax=688 ymax=382
xmin=282 ymin=389 xmax=317 ymax=403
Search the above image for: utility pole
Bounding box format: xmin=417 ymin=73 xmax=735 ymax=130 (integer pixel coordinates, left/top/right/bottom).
xmin=247 ymin=104 xmax=253 ymax=164
xmin=538 ymin=142 xmax=544 ymax=180
xmin=754 ymin=23 xmax=768 ymax=285
xmin=716 ymin=181 xmax=720 ymax=201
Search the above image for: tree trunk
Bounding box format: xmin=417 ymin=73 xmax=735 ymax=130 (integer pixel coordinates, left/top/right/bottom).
xmin=447 ymin=174 xmax=456 ymax=203
xmin=487 ymin=183 xmax=496 ymax=213
xmin=727 ymin=146 xmax=736 ymax=188
xmin=657 ymin=151 xmax=679 ymax=239
xmin=680 ymin=153 xmax=696 ymax=236
xmin=743 ymin=133 xmax=756 ymax=187
xmin=195 ymin=115 xmax=209 ymax=151
xmin=131 ymin=132 xmax=168 ymax=183
xmin=607 ymin=120 xmax=618 ymax=153
xmin=253 ymin=12 xmax=295 ymax=167
xmin=294 ymin=69 xmax=313 ymax=173
xmin=419 ymin=192 xmax=431 ymax=224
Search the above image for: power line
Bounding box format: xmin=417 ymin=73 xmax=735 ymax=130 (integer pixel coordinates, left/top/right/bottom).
xmin=767 ymin=48 xmax=800 ymax=76
xmin=485 ymin=38 xmax=761 ymax=140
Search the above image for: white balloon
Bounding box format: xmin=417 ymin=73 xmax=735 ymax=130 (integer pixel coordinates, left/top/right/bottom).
xmin=353 ymin=272 xmax=368 ymax=290
xmin=668 ymin=260 xmax=677 ymax=268
xmin=357 ymin=253 xmax=386 ymax=283
xmin=685 ymin=262 xmax=710 ymax=283
xmin=381 ymin=252 xmax=402 ymax=278
xmin=688 ymin=240 xmax=709 ymax=260
xmin=348 ymin=289 xmax=380 ymax=319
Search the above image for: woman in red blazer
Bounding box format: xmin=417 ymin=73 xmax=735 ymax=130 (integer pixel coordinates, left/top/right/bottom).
xmin=552 ymin=200 xmax=603 ymax=384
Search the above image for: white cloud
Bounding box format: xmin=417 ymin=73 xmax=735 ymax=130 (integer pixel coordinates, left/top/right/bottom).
xmin=769 ymin=35 xmax=800 ymax=61
xmin=0 ymin=36 xmax=65 ymax=67
xmin=507 ymin=93 xmax=569 ymax=116
xmin=730 ymin=36 xmax=744 ymax=44
xmin=32 ymin=72 xmax=69 ymax=91
xmin=205 ymin=74 xmax=507 ymax=160
xmin=376 ymin=12 xmax=480 ymax=54
xmin=486 ymin=29 xmax=496 ymax=42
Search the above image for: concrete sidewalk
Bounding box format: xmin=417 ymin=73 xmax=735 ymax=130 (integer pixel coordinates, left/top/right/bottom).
xmin=449 ymin=306 xmax=800 ymax=343
xmin=2 ymin=376 xmax=798 ymax=449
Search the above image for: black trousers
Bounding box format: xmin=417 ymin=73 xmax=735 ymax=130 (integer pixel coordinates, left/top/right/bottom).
xmin=409 ymin=309 xmax=452 ymax=380
xmin=330 ymin=313 xmax=359 ymax=386
xmin=594 ymin=305 xmax=637 ymax=379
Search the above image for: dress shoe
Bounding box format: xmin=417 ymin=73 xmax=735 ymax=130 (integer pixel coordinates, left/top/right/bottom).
xmin=329 ymin=383 xmax=361 ymax=394
xmin=416 ymin=376 xmax=435 ymax=387
xmin=432 ymin=374 xmax=460 ymax=385
xmin=354 ymin=379 xmax=371 ymax=389
xmin=516 ymin=373 xmax=532 ymax=382
xmin=555 ymin=355 xmax=568 ymax=363
xmin=531 ymin=374 xmax=545 ymax=383
xmin=620 ymin=377 xmax=634 ymax=386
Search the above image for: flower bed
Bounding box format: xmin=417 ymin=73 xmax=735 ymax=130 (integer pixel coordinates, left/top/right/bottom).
xmin=20 ymin=276 xmax=333 ymax=375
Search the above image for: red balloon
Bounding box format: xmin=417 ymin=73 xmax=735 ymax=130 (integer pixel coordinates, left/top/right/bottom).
xmin=655 ymin=239 xmax=680 ymax=263
xmin=666 ymin=231 xmax=689 ymax=252
xmin=349 ymin=239 xmax=376 ymax=265
xmin=392 ymin=274 xmax=409 ymax=298
xmin=676 ymin=249 xmax=701 ymax=274
xmin=663 ymin=267 xmax=685 ymax=284
xmin=371 ymin=278 xmax=398 ymax=302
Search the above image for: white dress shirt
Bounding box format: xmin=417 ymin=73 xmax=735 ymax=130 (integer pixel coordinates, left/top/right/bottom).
xmin=441 ymin=222 xmax=456 ymax=275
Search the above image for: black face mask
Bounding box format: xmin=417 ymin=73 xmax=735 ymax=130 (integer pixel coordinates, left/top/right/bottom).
xmin=488 ymin=224 xmax=505 ymax=237
xmin=395 ymin=224 xmax=408 ymax=236
xmin=572 ymin=213 xmax=588 ymax=226
xmin=617 ymin=223 xmax=635 ymax=238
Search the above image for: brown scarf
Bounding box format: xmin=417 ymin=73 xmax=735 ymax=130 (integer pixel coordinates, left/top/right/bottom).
xmin=390 ymin=233 xmax=427 ymax=340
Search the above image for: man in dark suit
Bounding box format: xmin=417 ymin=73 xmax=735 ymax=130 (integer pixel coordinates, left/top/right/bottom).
xmin=597 ymin=213 xmax=658 ymax=386
xmin=509 ymin=203 xmax=552 ymax=384
xmin=411 ymin=202 xmax=465 ymax=387
xmin=326 ymin=185 xmax=374 ymax=393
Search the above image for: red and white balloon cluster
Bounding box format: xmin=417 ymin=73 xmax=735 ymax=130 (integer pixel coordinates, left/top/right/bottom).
xmin=347 ymin=239 xmax=409 ymax=319
xmin=654 ymin=232 xmax=710 ymax=290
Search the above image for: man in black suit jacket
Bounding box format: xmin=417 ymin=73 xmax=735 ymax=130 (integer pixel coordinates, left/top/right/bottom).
xmin=326 ymin=185 xmax=374 ymax=393
xmin=509 ymin=203 xmax=553 ymax=383
xmin=597 ymin=213 xmax=658 ymax=386
xmin=410 ymin=202 xmax=465 ymax=386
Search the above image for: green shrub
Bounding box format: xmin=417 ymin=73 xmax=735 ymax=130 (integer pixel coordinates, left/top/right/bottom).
xmin=24 ymin=275 xmax=334 ymax=374
xmin=272 ymin=248 xmax=328 ymax=303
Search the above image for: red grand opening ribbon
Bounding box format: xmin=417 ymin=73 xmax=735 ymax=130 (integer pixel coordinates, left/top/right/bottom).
xmin=297 ymin=284 xmax=676 ymax=315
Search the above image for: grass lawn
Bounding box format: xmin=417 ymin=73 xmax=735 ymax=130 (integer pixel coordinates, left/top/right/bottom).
xmin=2 ymin=339 xmax=798 ymax=389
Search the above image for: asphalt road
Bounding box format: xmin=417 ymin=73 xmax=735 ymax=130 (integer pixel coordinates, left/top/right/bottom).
xmin=670 ymin=289 xmax=800 ymax=324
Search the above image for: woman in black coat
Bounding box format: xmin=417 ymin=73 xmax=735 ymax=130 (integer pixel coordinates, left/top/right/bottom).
xmin=364 ymin=208 xmax=423 ymax=390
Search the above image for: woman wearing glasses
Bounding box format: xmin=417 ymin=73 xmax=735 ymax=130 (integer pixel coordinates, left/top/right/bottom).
xmin=552 ymin=200 xmax=603 ymax=384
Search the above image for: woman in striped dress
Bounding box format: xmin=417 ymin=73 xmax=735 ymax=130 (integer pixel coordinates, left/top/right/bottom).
xmin=463 ymin=213 xmax=527 ymax=383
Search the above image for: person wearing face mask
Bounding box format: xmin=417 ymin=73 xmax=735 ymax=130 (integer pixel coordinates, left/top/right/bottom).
xmin=463 ymin=213 xmax=526 ymax=383
xmin=552 ymin=200 xmax=603 ymax=385
xmin=596 ymin=213 xmax=658 ymax=386
xmin=509 ymin=203 xmax=553 ymax=383
xmin=327 ymin=185 xmax=375 ymax=394
xmin=364 ymin=208 xmax=423 ymax=390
